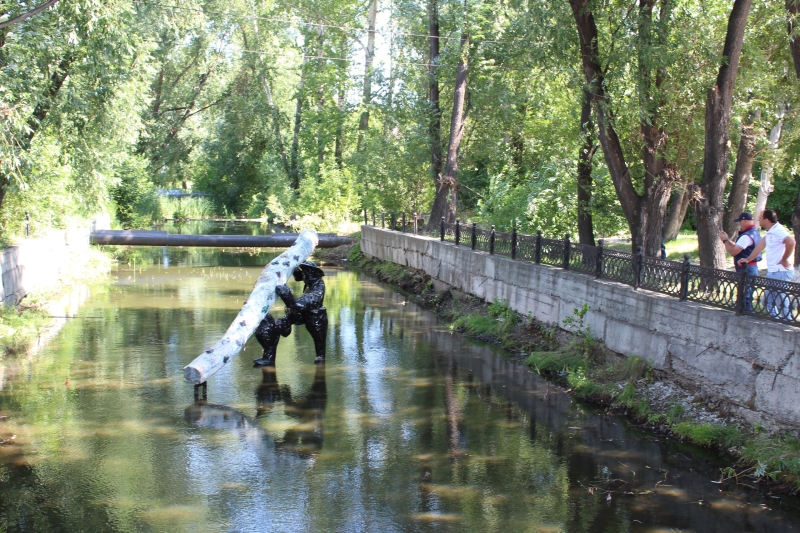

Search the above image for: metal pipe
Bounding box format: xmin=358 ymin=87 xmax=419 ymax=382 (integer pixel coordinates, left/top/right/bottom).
xmin=90 ymin=230 xmax=353 ymax=248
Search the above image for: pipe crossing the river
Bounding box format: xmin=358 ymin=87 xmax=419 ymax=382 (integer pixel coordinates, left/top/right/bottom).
xmin=90 ymin=230 xmax=353 ymax=248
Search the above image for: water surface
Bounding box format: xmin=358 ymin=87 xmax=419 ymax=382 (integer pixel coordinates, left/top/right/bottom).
xmin=0 ymin=236 xmax=797 ymax=532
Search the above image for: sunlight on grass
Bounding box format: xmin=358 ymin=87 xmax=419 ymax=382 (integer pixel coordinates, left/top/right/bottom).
xmin=606 ymin=232 xmax=738 ymax=268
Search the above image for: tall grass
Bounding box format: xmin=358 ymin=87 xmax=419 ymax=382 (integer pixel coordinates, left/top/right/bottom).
xmin=159 ymin=196 xmax=215 ymax=220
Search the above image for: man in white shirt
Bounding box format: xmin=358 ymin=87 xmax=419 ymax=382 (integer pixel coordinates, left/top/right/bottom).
xmin=738 ymin=209 xmax=796 ymax=319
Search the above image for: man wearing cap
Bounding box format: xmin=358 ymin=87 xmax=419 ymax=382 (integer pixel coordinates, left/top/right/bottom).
xmin=719 ymin=212 xmax=761 ymax=311
xmin=737 ymin=209 xmax=796 ymax=319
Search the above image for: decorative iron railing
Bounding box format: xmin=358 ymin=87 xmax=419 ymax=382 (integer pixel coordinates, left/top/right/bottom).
xmin=363 ymin=212 xmax=800 ymax=327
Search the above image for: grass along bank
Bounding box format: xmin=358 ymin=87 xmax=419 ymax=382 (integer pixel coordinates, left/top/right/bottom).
xmin=320 ymin=237 xmax=800 ymax=495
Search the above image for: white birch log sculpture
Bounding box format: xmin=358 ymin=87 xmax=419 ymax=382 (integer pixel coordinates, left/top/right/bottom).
xmin=183 ymin=229 xmax=319 ymax=384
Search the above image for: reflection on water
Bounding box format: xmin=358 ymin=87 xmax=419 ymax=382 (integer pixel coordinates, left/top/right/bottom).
xmin=0 ymin=230 xmax=798 ymax=532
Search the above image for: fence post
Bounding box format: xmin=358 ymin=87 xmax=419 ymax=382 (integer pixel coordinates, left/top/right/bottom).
xmin=471 ymin=222 xmax=477 ymax=250
xmin=596 ymin=239 xmax=604 ymax=278
xmin=535 ymin=230 xmax=542 ymax=264
xmin=413 ymin=212 xmax=418 ymax=235
xmin=679 ymin=253 xmax=690 ymax=301
xmin=455 ymin=220 xmax=460 ymax=246
xmin=490 ymin=225 xmax=496 ymax=255
xmin=735 ymin=269 xmax=746 ymax=315
xmin=563 ymin=233 xmax=571 ymax=270
xmin=391 ymin=212 xmax=395 ymax=231
xmin=372 ymin=208 xmax=375 ymax=226
xmin=381 ymin=211 xmax=385 ymax=229
xmin=402 ymin=212 xmax=406 ymax=233
xmin=440 ymin=217 xmax=445 ymax=241
xmin=511 ymin=226 xmax=517 ymax=260
xmin=633 ymin=246 xmax=643 ymax=289
xmin=364 ymin=208 xmax=368 ymax=225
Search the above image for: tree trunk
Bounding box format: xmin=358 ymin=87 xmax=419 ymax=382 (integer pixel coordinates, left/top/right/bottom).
xmin=357 ymin=0 xmax=378 ymax=152
xmin=290 ymin=57 xmax=308 ymax=190
xmin=786 ymin=0 xmax=800 ymax=265
xmin=695 ymin=0 xmax=753 ymax=268
xmin=261 ymin=75 xmax=291 ymax=177
xmin=510 ymin=102 xmax=527 ymax=183
xmin=334 ymin=81 xmax=345 ymax=169
xmin=663 ymin=183 xmax=691 ymax=242
xmin=183 ymin=230 xmax=319 ymax=384
xmin=577 ymin=90 xmax=596 ymax=246
xmin=425 ymin=0 xmax=443 ymax=229
xmin=753 ymin=116 xmax=783 ymax=229
xmin=430 ymin=33 xmax=468 ymax=225
xmin=315 ymin=27 xmax=325 ymax=165
xmin=569 ymin=0 xmax=675 ymax=256
xmin=723 ymin=110 xmax=757 ymax=236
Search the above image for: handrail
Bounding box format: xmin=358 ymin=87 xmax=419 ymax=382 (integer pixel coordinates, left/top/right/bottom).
xmin=366 ymin=212 xmax=800 ymax=327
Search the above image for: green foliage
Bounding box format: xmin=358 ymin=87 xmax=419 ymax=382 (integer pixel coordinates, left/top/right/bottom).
xmin=347 ymin=241 xmax=364 ymax=264
xmin=616 ymin=381 xmax=637 ymax=408
xmin=614 ymin=356 xmax=649 ymax=381
xmin=525 ymin=350 xmax=587 ymax=373
xmin=673 ymin=422 xmax=743 ymax=448
xmin=451 ymin=298 xmax=520 ymax=341
xmin=666 ymin=402 xmax=686 ymax=425
xmin=0 ymin=306 xmax=49 ymax=356
xmin=159 ymin=196 xmax=213 ymax=221
xmin=110 ymin=158 xmax=162 ymax=228
xmin=741 ymin=433 xmax=800 ymax=481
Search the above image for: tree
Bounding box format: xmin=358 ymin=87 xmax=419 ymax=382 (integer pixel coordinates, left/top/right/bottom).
xmin=694 ymin=0 xmax=753 ymax=268
xmin=430 ymin=32 xmax=468 ymax=224
xmin=570 ymin=0 xmax=679 ymax=256
xmin=425 ymin=0 xmax=443 ymax=228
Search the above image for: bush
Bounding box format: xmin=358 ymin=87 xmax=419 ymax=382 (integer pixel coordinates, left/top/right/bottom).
xmin=110 ymin=158 xmax=162 ymax=228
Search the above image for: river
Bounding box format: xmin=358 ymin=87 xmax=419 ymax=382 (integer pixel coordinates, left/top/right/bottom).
xmin=0 ymin=222 xmax=796 ymax=532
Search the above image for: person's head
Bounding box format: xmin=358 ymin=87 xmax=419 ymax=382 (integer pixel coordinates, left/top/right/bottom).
xmin=760 ymin=209 xmax=778 ymax=229
xmin=734 ymin=212 xmax=754 ymax=230
xmin=297 ymin=261 xmax=324 ymax=282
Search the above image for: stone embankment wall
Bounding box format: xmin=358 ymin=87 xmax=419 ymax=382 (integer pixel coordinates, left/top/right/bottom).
xmin=1 ymin=215 xmax=110 ymax=306
xmin=361 ymin=226 xmax=800 ymax=430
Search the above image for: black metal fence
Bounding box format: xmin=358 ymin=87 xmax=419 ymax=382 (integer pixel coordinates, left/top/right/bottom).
xmin=363 ymin=210 xmax=800 ymax=327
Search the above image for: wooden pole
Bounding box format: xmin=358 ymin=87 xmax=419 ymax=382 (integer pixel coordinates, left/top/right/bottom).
xmin=183 ymin=229 xmax=319 ymax=384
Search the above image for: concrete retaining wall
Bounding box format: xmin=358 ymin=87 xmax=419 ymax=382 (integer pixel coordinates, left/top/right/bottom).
xmin=0 ymin=215 xmax=110 ymax=306
xmin=361 ymin=226 xmax=800 ymax=430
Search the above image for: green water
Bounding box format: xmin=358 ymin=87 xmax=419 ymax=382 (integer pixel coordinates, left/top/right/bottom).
xmin=0 ymin=237 xmax=797 ymax=532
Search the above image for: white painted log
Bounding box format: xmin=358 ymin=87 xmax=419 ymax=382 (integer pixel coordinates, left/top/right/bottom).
xmin=183 ymin=229 xmax=319 ymax=384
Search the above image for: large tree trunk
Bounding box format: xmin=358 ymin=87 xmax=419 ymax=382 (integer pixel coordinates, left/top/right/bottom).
xmin=663 ymin=182 xmax=691 ymax=242
xmin=569 ymin=0 xmax=675 ymax=256
xmin=430 ymin=33 xmax=468 ymax=224
xmin=723 ymin=110 xmax=758 ymax=236
xmin=426 ymin=0 xmax=443 ymax=229
xmin=577 ymin=90 xmax=596 ymax=246
xmin=695 ymin=0 xmax=753 ymax=268
xmin=357 ymin=0 xmax=378 ymax=152
xmin=786 ymin=0 xmax=800 ymax=265
xmin=753 ymin=116 xmax=783 ymax=229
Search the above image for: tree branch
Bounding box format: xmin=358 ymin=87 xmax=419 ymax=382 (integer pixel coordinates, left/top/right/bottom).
xmin=0 ymin=0 xmax=60 ymax=29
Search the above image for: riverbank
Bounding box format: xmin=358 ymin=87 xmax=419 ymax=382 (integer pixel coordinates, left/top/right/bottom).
xmin=316 ymin=236 xmax=800 ymax=496
xmin=0 ymin=247 xmax=111 ymax=358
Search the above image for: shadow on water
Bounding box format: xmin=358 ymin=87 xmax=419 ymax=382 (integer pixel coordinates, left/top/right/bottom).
xmin=184 ymin=364 xmax=327 ymax=461
xmin=0 ymin=222 xmax=797 ymax=532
